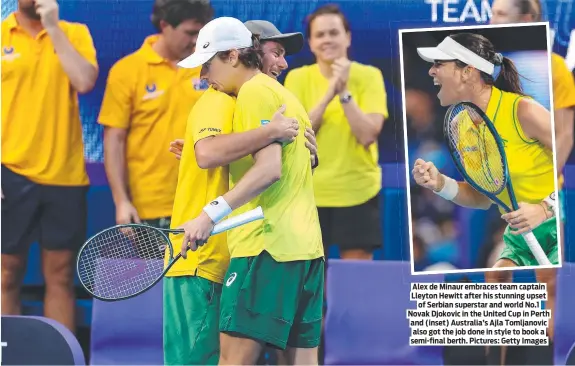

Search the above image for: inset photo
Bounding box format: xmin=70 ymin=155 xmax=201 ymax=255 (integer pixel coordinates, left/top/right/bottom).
xmin=399 ymin=23 xmax=562 ymax=274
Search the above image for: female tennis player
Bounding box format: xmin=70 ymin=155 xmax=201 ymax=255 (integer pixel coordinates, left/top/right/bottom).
xmin=412 ymin=32 xmax=558 ymax=269
xmin=489 ymin=2 xmax=575 ymax=360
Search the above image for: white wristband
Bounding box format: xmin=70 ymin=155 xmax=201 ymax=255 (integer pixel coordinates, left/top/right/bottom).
xmin=543 ymin=192 xmax=557 ymax=217
xmin=203 ymin=196 xmax=232 ymax=224
xmin=433 ymin=175 xmax=459 ymax=201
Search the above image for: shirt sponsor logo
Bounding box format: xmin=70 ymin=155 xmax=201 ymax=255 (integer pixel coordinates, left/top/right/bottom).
xmin=142 ymin=83 xmax=164 ymax=101
xmin=2 ymin=46 xmax=20 ymax=61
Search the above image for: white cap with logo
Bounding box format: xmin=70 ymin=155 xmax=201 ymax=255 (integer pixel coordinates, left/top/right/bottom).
xmin=178 ymin=17 xmax=253 ymax=69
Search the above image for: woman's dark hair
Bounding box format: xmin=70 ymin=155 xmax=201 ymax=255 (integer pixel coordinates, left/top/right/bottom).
xmin=450 ymin=33 xmax=525 ymax=95
xmin=513 ymin=0 xmax=542 ymax=21
xmin=305 ymin=3 xmax=351 ymax=39
xmin=216 ymin=34 xmax=263 ymax=70
xmin=151 ymin=0 xmax=214 ymax=32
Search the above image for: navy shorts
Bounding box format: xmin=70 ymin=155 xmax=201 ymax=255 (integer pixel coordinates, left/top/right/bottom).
xmin=1 ymin=165 xmax=88 ymax=254
xmin=317 ymin=194 xmax=383 ymax=253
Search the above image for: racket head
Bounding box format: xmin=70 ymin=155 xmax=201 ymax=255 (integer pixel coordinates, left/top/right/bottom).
xmin=76 ymin=224 xmax=176 ymax=301
xmin=443 ymin=101 xmax=510 ymax=200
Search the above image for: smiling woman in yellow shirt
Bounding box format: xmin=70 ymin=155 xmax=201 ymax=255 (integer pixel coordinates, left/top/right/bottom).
xmin=284 ymin=4 xmax=388 ymax=260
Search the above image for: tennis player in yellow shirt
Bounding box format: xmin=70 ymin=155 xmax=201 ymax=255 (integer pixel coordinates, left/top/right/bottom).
xmin=165 ymin=19 xmax=319 ymax=365
xmin=176 ymin=17 xmax=324 ymax=365
xmin=413 ymin=31 xmax=562 ymax=364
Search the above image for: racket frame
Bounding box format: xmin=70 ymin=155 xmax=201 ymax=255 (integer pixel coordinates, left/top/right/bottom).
xmin=77 ymin=206 xmax=265 ymax=301
xmin=77 ymin=224 xmax=184 ymax=302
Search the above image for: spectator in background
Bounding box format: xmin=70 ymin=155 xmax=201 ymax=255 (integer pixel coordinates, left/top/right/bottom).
xmin=490 ymin=1 xmax=575 ymax=363
xmin=1 ymin=0 xmax=98 ymax=333
xmin=285 ymin=4 xmax=388 ymax=261
xmin=99 ymin=0 xmax=213 ymax=231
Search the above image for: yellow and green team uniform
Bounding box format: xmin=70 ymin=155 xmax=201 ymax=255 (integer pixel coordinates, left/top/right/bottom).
xmin=483 ymin=86 xmax=557 ymax=266
xmin=163 ymin=88 xmax=235 ymax=365
xmin=220 ymin=73 xmax=325 ymax=349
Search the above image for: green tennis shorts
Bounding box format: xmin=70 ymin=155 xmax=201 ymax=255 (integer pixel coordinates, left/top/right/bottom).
xmin=163 ymin=276 xmax=222 ymax=365
xmin=501 ymin=216 xmax=559 ymax=266
xmin=219 ymin=251 xmax=324 ymax=350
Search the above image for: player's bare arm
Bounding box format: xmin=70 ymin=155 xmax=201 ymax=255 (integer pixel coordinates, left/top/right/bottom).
xmin=179 ymin=143 xmax=282 ymax=256
xmin=103 ymin=127 xmax=141 ymax=224
xmin=194 ymin=105 xmax=296 ymax=169
xmin=516 ymin=98 xmax=554 ymax=150
xmin=37 ymin=0 xmax=98 ymax=93
xmin=499 ymin=100 xmax=556 ymax=233
xmin=412 ymin=158 xmax=492 ymax=209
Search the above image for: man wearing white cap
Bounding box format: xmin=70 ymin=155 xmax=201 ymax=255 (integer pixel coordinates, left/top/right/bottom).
xmin=168 ymin=19 xmax=317 ymax=162
xmin=177 ymin=16 xmax=324 ymax=365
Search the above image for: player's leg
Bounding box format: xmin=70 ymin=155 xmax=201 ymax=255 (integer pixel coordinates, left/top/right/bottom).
xmin=164 ymin=276 xmax=222 ymax=365
xmin=218 ymin=251 xmax=305 ymax=365
xmin=39 ymin=184 xmax=88 ymax=333
xmin=334 ymin=195 xmax=382 ymax=260
xmin=285 ymin=257 xmax=324 ymax=365
xmin=1 ymin=165 xmax=42 ymax=315
xmin=485 ymin=228 xmax=519 ymax=366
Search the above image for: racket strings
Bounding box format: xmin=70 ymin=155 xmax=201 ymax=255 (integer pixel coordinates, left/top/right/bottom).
xmin=447 ymin=106 xmax=505 ymax=194
xmin=77 ymin=226 xmax=171 ymax=300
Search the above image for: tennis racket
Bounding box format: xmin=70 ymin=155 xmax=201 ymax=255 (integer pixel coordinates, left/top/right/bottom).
xmin=443 ymin=101 xmax=551 ymax=266
xmin=77 ymin=206 xmax=264 ymax=301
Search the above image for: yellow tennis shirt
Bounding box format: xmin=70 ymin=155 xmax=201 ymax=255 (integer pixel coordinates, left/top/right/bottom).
xmin=166 ymin=88 xmax=235 ymax=282
xmin=284 ymin=62 xmax=389 ymax=207
xmin=98 ymin=35 xmax=205 ymax=220
xmin=2 ymin=13 xmax=96 ymax=186
xmin=487 ymin=87 xmax=555 ymax=214
xmin=228 ymin=73 xmax=324 ymax=262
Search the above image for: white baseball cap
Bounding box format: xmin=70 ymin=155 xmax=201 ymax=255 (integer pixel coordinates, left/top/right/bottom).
xmin=178 ymin=17 xmax=253 ymax=69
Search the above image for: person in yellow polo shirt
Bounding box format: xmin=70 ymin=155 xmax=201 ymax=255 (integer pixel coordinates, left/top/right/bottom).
xmin=284 ymin=4 xmax=388 ymax=261
xmin=98 ymin=0 xmax=213 ymax=231
xmin=1 ymin=0 xmax=98 ymax=333
xmin=489 ymin=1 xmax=575 ymax=363
xmin=164 ymin=20 xmax=317 ymax=365
xmin=177 ymin=17 xmax=324 ymax=365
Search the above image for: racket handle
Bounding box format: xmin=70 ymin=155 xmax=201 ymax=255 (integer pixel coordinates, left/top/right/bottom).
xmin=521 ymin=231 xmax=552 ymax=266
xmin=211 ymin=206 xmax=264 ymax=235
